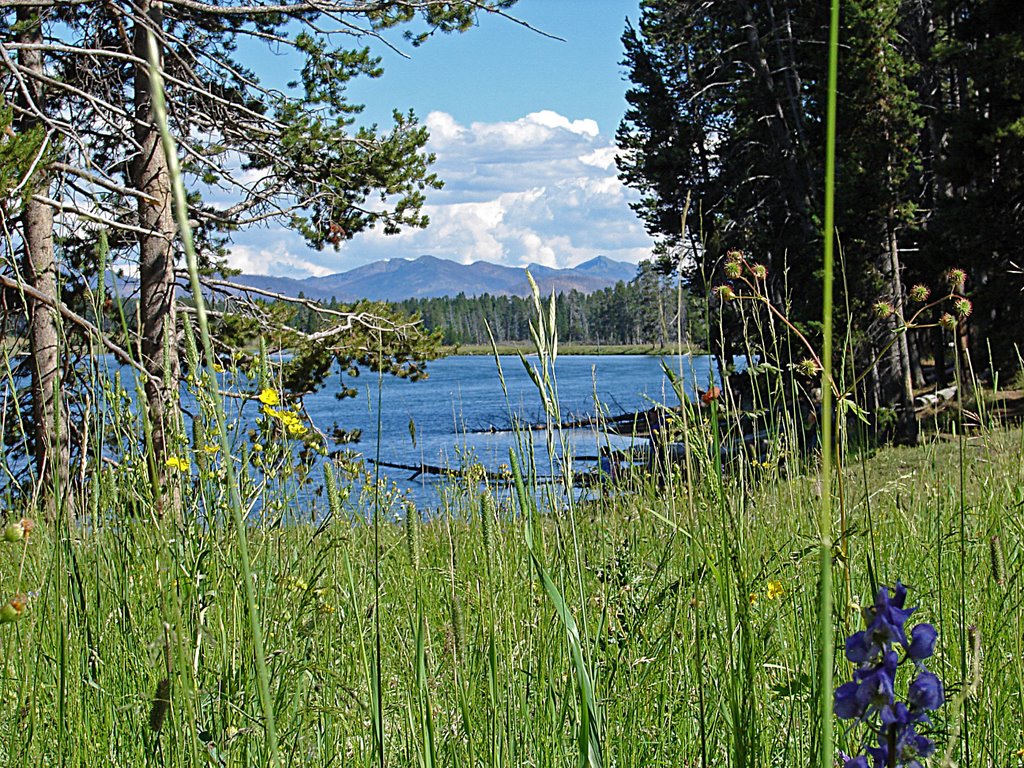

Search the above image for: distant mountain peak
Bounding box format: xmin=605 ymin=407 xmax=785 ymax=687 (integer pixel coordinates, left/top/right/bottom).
xmin=234 ymin=254 xmax=638 ymax=303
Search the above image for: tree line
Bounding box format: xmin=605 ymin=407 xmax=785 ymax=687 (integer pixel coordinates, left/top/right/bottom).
xmin=287 ymin=262 xmax=708 ymax=348
xmin=617 ymin=0 xmax=1024 ymax=444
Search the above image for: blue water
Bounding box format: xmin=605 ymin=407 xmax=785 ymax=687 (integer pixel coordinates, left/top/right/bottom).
xmin=1 ymin=353 xmax=728 ymax=511
xmin=301 ymin=354 xmax=723 ymax=508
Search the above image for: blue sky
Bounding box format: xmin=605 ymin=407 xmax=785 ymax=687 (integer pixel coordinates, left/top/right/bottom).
xmin=228 ymin=0 xmax=654 ymax=278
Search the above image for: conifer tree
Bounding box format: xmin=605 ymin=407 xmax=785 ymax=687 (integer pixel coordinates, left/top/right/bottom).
xmin=0 ymin=0 xmax=518 ymax=502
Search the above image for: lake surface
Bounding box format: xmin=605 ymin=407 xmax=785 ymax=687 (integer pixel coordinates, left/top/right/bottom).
xmin=301 ymin=354 xmax=724 ymax=509
xmin=0 ymin=353 xmax=726 ymax=511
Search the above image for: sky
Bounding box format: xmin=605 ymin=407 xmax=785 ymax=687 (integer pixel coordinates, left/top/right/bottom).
xmin=227 ymin=0 xmax=654 ymax=278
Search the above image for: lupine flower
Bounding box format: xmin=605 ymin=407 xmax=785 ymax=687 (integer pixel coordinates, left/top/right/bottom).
xmin=906 ymin=623 xmax=937 ymax=661
xmin=836 ymin=582 xmax=944 ymax=768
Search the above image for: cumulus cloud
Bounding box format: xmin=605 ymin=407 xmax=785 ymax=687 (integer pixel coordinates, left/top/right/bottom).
xmin=225 ymin=109 xmax=653 ymax=275
xmin=228 ymin=240 xmax=336 ymax=278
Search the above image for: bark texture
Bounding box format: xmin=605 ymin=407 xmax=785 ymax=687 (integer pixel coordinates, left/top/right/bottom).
xmin=16 ymin=4 xmax=68 ymax=512
xmin=132 ymin=0 xmax=180 ymax=500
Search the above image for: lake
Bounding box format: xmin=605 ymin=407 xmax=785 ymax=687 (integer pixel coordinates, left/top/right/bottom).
xmin=0 ymin=353 xmax=726 ymax=511
xmin=301 ymin=353 xmax=725 ymax=509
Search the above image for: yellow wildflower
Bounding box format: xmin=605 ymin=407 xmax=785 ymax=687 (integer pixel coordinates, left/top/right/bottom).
xmin=165 ymin=456 xmax=190 ymax=472
xmin=202 ymin=443 xmax=220 ymax=455
xmin=766 ymin=580 xmax=785 ymax=601
xmin=257 ymin=387 xmax=280 ymax=406
xmin=749 ymin=592 xmax=758 ymax=606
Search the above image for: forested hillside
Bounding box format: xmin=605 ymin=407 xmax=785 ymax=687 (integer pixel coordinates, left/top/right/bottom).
xmin=292 ymin=262 xmax=708 ymax=347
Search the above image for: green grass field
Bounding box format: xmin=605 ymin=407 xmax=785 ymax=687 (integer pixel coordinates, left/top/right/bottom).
xmin=2 ymin=417 xmax=1021 ymax=766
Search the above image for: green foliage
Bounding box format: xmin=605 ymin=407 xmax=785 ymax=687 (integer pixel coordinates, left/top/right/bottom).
xmin=0 ymin=99 xmax=47 ymax=208
xmin=616 ymin=0 xmax=1024 ymax=379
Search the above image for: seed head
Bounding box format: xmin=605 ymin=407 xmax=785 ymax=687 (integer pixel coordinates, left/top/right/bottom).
xmin=989 ymin=535 xmax=1006 ymax=587
xmin=944 ymin=267 xmax=967 ymax=292
xmin=724 ymin=260 xmax=742 ymax=279
xmin=797 ymin=358 xmax=821 ymax=377
xmin=953 ymin=297 xmax=973 ymax=318
xmin=149 ymin=678 xmax=171 ymax=733
xmin=939 ymin=312 xmax=958 ymax=331
xmin=873 ymin=301 xmax=895 ymax=320
xmin=750 ymin=263 xmax=768 ymax=280
xmin=714 ymin=285 xmax=737 ymax=302
xmin=909 ymin=284 xmax=931 ymax=302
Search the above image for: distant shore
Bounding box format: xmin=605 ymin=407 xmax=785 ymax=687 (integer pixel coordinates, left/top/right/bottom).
xmin=441 ymin=342 xmax=701 ymax=357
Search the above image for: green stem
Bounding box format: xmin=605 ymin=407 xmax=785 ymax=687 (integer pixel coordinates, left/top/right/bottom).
xmin=146 ymin=34 xmax=281 ymax=768
xmin=817 ymin=0 xmax=841 ymax=766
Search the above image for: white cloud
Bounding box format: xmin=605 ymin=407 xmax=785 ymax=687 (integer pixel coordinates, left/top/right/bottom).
xmin=228 ymin=240 xmax=335 ymax=278
xmin=225 ymin=109 xmax=654 ymax=275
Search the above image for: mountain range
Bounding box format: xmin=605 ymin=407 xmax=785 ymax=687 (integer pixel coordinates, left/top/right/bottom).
xmin=231 ymin=254 xmax=638 ymax=302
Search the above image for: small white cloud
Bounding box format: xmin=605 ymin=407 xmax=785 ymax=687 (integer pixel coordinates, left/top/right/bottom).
xmin=527 ymin=110 xmax=599 ymax=138
xmin=425 ymin=111 xmax=466 ymax=144
xmin=578 ymin=146 xmax=618 ymax=170
xmin=228 ymin=242 xmax=335 ymax=278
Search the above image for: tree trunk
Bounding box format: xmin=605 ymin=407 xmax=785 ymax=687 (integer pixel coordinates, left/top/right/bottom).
xmin=16 ymin=5 xmax=68 ymax=516
xmin=132 ymin=0 xmax=179 ymax=509
xmin=884 ymin=213 xmax=918 ymax=445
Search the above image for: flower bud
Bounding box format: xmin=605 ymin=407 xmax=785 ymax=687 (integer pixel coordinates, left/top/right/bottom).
xmin=3 ymin=518 xmax=34 ymax=543
xmin=714 ymin=285 xmax=737 ymax=302
xmin=700 ymin=386 xmax=721 ymax=404
xmin=0 ymin=593 xmax=28 ymax=623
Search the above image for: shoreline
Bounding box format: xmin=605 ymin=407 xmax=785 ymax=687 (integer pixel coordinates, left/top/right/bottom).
xmin=440 ymin=342 xmax=703 ymax=357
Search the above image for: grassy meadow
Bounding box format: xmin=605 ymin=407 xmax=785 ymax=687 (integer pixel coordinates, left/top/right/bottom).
xmin=1 ymin=386 xmax=1022 ymax=766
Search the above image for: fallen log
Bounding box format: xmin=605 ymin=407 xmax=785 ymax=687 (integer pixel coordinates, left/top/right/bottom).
xmin=369 ymin=458 xmax=553 ymax=483
xmin=470 ymin=404 xmax=681 ymax=436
